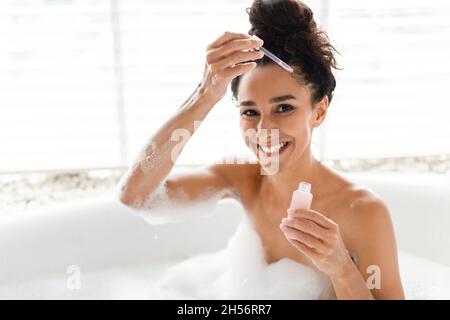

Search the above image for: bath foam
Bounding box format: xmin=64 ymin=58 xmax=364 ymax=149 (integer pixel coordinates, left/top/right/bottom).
xmin=147 ymin=214 xmax=333 ymax=299
xmin=138 ymin=140 xmax=159 ymax=174
xmin=138 ymin=139 xmax=176 ymax=176
xmin=122 ymin=180 xmax=221 ymax=225
xmin=115 ymin=139 xmax=172 ymax=200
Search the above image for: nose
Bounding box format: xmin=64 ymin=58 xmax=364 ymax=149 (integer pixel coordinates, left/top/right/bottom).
xmin=256 ymin=115 xmax=280 ymax=143
xmin=257 ymin=113 xmax=276 ymax=131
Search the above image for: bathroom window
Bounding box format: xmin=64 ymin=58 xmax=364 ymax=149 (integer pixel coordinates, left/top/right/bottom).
xmin=0 ymin=0 xmax=449 ymax=173
xmin=324 ymin=0 xmax=450 ymax=159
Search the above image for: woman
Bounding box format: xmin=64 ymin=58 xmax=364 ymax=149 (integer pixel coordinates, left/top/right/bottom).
xmin=118 ymin=0 xmax=404 ymax=300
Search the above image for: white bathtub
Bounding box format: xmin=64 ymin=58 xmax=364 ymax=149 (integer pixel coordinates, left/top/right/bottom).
xmin=1 ymin=171 xmax=450 ymax=299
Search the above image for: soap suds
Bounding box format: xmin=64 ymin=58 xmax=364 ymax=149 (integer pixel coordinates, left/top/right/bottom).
xmin=123 ymin=179 xmax=221 ymax=225
xmin=146 ymin=214 xmax=333 ymax=299
xmin=138 ymin=139 xmax=175 ymax=175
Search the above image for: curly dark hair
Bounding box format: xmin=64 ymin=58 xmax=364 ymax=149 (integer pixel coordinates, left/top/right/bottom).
xmin=231 ymin=0 xmax=341 ymax=107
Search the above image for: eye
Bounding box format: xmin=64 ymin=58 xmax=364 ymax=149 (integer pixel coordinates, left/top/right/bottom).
xmin=241 ymin=109 xmax=259 ymax=117
xmin=276 ymin=104 xmax=295 ymax=113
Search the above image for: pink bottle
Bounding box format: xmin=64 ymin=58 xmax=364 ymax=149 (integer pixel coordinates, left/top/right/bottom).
xmin=288 ymin=181 xmax=313 ymax=217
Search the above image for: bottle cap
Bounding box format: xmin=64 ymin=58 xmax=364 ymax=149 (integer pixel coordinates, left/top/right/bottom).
xmin=299 ymin=181 xmax=311 ymax=193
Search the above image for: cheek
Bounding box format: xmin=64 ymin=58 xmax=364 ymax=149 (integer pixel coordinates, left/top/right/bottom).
xmin=240 ymin=120 xmax=254 ymax=145
xmin=284 ymin=112 xmax=311 ymax=134
xmin=297 ymin=125 xmax=312 ymax=144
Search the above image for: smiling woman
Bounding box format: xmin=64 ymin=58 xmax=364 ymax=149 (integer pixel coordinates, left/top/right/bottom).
xmin=118 ymin=0 xmax=405 ymax=300
xmin=238 ymin=94 xmax=298 ymax=157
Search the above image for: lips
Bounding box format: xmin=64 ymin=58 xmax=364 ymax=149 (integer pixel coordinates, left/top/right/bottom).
xmin=256 ymin=140 xmax=291 ymax=156
xmin=259 ymin=141 xmax=288 ymax=153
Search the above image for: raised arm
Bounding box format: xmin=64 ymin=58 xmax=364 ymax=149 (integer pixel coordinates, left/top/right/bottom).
xmin=117 ymin=31 xmax=264 ymax=209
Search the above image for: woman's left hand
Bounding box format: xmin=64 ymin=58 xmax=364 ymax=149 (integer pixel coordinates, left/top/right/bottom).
xmin=280 ymin=208 xmax=354 ymax=279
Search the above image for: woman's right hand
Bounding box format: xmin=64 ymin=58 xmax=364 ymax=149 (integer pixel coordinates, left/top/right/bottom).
xmin=197 ymin=31 xmax=264 ymax=104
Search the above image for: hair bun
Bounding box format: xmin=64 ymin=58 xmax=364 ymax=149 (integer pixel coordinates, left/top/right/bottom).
xmin=232 ymin=0 xmax=340 ymax=107
xmin=247 ymin=0 xmax=316 ymax=40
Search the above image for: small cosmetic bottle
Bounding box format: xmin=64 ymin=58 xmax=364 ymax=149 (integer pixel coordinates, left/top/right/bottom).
xmin=288 ymin=181 xmax=313 ymax=217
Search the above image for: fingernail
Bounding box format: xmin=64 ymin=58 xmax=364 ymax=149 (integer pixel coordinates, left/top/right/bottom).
xmin=252 ymin=34 xmax=264 ymax=44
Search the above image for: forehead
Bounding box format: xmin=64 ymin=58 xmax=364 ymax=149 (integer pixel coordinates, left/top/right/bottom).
xmin=237 ymin=64 xmax=312 ymax=105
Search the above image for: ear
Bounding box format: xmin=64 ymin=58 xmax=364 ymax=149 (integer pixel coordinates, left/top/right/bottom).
xmin=311 ymin=95 xmax=329 ymax=128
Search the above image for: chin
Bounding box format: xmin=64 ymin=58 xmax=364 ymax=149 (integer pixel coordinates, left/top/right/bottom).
xmin=246 ymin=139 xmax=296 ymax=174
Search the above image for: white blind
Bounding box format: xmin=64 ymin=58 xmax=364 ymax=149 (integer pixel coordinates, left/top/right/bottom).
xmin=325 ymin=0 xmax=450 ymax=158
xmin=0 ymin=0 xmax=119 ymax=172
xmin=1 ymin=0 xmax=448 ymax=173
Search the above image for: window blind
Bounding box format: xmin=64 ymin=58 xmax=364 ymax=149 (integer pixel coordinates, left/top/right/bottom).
xmin=0 ymin=0 xmax=448 ymax=173
xmin=324 ymin=0 xmax=450 ymax=159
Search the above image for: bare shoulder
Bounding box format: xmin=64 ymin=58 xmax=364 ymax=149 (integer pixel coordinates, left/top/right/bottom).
xmin=319 ymin=167 xmax=392 ymax=235
xmin=328 ymin=173 xmax=394 ymax=246
xmin=320 ymin=165 xmax=389 ymax=215
xmin=208 ymin=159 xmax=260 ymax=179
xmin=207 ymin=158 xmax=262 ymax=200
xmin=344 ymin=185 xmax=391 ymax=224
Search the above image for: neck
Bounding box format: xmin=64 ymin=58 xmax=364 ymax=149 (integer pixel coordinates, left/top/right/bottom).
xmin=261 ymin=146 xmax=323 ymax=204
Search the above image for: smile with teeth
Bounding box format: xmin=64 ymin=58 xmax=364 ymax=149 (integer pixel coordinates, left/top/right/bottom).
xmin=258 ymin=141 xmax=290 ymax=154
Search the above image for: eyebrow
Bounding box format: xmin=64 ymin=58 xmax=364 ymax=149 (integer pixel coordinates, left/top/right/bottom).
xmin=238 ymin=94 xmax=297 ymax=107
